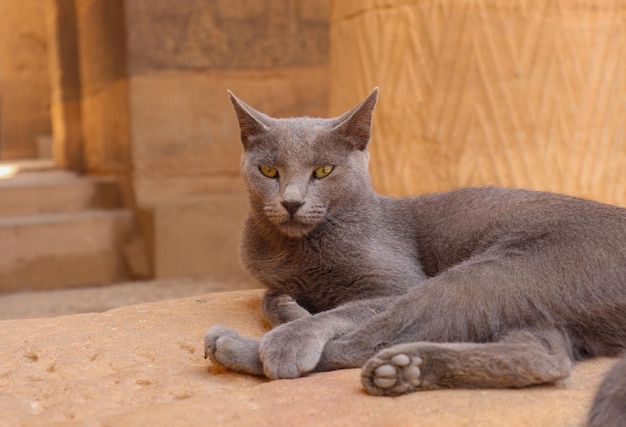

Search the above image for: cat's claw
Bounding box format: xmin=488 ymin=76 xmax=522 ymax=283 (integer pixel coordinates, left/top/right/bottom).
xmin=362 ymin=348 xmax=424 ymax=396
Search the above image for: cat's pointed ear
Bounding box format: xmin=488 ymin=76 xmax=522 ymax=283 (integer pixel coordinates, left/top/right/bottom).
xmin=331 ymin=87 xmax=379 ymax=150
xmin=228 ymin=90 xmax=273 ymax=148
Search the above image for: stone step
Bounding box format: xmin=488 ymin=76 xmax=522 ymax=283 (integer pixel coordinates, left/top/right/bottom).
xmin=0 ymin=209 xmax=134 ymax=292
xmin=0 ymin=169 xmax=122 ymax=217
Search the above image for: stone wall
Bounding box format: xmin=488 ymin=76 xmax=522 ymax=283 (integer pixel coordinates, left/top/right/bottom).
xmin=63 ymin=0 xmax=329 ymax=205
xmin=48 ymin=0 xmax=330 ymax=277
xmin=0 ymin=0 xmax=52 ymax=160
xmin=127 ymin=0 xmax=328 ymax=277
xmin=2 ymin=1 xmax=329 ymax=282
xmin=124 ymin=0 xmax=329 ymax=207
xmin=330 ymin=0 xmax=626 ymax=206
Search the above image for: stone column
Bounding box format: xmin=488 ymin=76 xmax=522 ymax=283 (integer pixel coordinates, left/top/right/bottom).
xmin=330 ymin=0 xmax=626 ymax=206
xmin=0 ymin=0 xmax=52 ymax=160
xmin=74 ymin=0 xmax=132 ymax=178
xmin=45 ymin=0 xmax=84 ymax=172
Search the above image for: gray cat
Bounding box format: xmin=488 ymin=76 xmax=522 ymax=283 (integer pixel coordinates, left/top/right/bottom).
xmin=204 ymin=89 xmax=626 ymax=426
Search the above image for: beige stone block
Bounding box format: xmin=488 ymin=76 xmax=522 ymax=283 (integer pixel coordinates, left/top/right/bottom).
xmin=0 ymin=0 xmax=49 ymax=78
xmin=151 ymin=192 xmax=250 ymax=278
xmin=128 ymin=66 xmax=328 ymax=206
xmin=0 ymin=78 xmax=51 ymax=159
xmin=0 ymin=170 xmax=121 ymax=217
xmin=330 ymin=0 xmax=626 ymax=206
xmin=133 ymin=175 xmax=246 ymax=208
xmin=0 ymin=289 xmax=617 ymax=425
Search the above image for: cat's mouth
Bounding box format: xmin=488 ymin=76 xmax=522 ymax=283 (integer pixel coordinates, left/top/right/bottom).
xmin=278 ymin=219 xmax=316 ymax=238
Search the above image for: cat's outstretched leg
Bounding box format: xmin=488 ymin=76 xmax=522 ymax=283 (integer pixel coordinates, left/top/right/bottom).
xmin=361 ymin=328 xmax=572 ymax=396
xmin=204 ymin=326 xmax=264 ymax=376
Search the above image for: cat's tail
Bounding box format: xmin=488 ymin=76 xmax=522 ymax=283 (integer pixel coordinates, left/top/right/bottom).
xmin=586 ymin=352 xmax=626 ymax=427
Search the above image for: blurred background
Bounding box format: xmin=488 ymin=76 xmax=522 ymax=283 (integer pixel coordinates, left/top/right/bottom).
xmin=0 ymin=0 xmax=624 ymax=317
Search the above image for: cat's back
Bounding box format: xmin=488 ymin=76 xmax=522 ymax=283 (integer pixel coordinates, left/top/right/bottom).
xmin=399 ymin=186 xmax=626 ymax=276
xmin=412 ymin=186 xmax=625 ymax=226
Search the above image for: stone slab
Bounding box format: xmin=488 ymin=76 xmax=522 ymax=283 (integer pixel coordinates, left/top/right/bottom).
xmin=0 ymin=289 xmax=616 ymax=426
xmin=0 ymin=171 xmax=121 ymax=217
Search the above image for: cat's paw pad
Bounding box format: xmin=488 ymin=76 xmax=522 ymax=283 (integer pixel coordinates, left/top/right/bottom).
xmin=361 ymin=350 xmax=424 ymax=396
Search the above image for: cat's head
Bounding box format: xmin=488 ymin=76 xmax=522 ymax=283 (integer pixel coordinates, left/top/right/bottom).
xmin=229 ymin=88 xmax=379 ymax=238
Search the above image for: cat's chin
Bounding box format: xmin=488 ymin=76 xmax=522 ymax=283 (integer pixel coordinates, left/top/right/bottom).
xmin=277 ymin=220 xmax=317 ymax=238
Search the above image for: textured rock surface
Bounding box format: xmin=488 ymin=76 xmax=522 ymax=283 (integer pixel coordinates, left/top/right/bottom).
xmin=0 ymin=289 xmax=616 ymax=426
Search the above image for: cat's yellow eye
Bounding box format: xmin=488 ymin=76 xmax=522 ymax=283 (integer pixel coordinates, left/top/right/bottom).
xmin=313 ymin=165 xmax=334 ymax=179
xmin=259 ymin=165 xmax=278 ymax=178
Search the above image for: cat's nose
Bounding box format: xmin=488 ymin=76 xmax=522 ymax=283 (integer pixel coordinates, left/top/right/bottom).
xmin=281 ymin=200 xmax=304 ymax=216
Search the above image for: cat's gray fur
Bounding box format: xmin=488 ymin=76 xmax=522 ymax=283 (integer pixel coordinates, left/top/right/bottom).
xmin=205 ymin=89 xmax=626 ymax=426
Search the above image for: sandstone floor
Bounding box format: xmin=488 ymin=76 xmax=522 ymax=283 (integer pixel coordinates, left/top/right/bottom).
xmin=0 ymin=283 xmax=617 ymax=426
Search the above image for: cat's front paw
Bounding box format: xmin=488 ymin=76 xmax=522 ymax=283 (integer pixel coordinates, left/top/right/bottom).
xmin=204 ymin=325 xmax=264 ymax=376
xmin=259 ymin=323 xmax=326 ymax=379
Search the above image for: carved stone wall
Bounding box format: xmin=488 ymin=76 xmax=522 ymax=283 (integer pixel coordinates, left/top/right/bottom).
xmin=330 ymin=0 xmax=626 ymax=206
